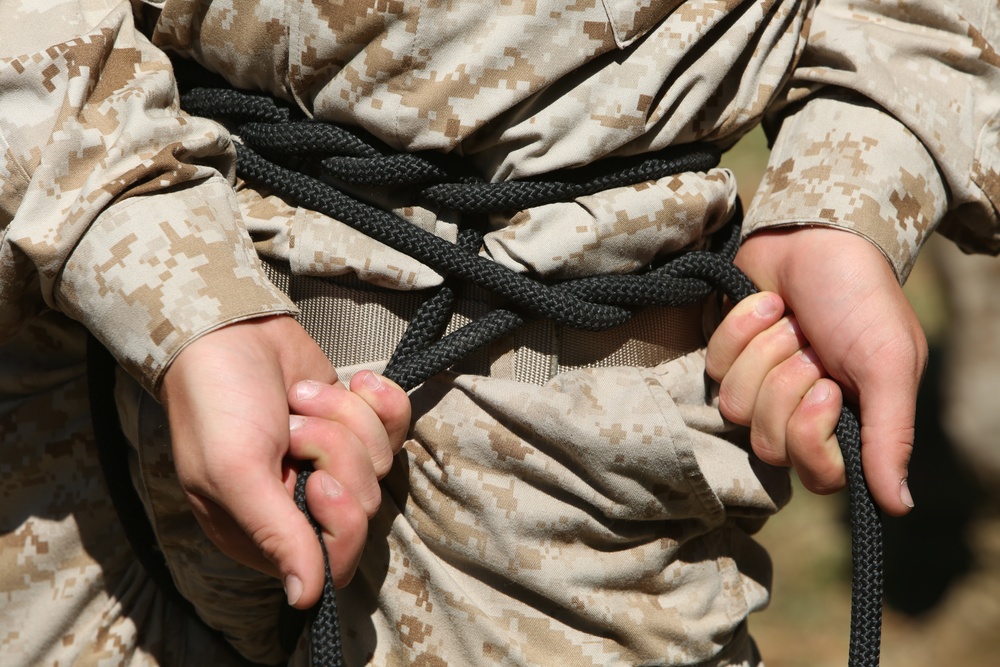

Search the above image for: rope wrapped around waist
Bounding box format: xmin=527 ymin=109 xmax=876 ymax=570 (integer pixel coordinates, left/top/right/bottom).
xmin=177 ymin=85 xmax=883 ymax=667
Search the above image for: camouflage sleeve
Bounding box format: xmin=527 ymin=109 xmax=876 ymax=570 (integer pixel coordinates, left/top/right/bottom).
xmin=0 ymin=0 xmax=295 ymax=393
xmin=743 ymin=0 xmax=1000 ymax=282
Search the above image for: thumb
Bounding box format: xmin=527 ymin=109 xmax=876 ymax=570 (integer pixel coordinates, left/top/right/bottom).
xmin=212 ymin=464 xmax=327 ymax=609
xmin=855 ymin=349 xmax=922 ymax=517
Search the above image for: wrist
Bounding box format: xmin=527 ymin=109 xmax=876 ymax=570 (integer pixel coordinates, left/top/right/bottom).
xmin=736 ymin=225 xmax=896 ymax=297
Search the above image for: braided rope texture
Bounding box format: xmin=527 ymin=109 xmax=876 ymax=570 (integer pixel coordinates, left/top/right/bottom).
xmin=181 ymin=86 xmax=883 ymax=667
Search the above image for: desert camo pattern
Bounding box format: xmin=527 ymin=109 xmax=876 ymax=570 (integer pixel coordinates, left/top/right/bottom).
xmin=334 ymin=356 xmax=790 ymax=666
xmin=0 ymin=310 xmax=259 ymax=666
xmin=111 ymin=340 xmax=789 ymax=665
xmin=1 ymin=0 xmax=999 ymax=665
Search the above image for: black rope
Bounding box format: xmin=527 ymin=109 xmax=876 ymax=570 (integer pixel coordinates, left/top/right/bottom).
xmin=293 ymin=464 xmax=344 ymax=667
xmin=174 ymin=85 xmax=882 ymax=666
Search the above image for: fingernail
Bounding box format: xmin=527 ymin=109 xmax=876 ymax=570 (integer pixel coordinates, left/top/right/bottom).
xmin=320 ymin=471 xmax=342 ymax=498
xmin=289 ymin=415 xmax=307 ymax=431
xmin=284 ymin=574 xmax=303 ymax=606
xmin=296 ymin=380 xmax=321 ymax=400
xmin=900 ymin=478 xmax=915 ymax=508
xmin=361 ymin=371 xmax=383 ymax=391
xmin=806 ymin=380 xmax=830 ymax=404
xmin=756 ymin=295 xmax=779 ymax=317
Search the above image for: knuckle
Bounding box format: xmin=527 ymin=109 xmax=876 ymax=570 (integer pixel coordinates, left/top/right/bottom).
xmin=801 ymin=451 xmax=847 ymax=495
xmin=787 ymin=425 xmax=845 ymax=494
xmin=360 ymin=486 xmax=382 ymax=519
xmin=749 ymin=428 xmax=786 ymax=466
xmin=388 ymin=430 xmax=408 ymax=455
xmin=247 ymin=522 xmax=287 ymax=565
xmin=785 ymin=411 xmax=814 ymax=443
xmin=333 ymin=567 xmax=360 ymax=590
xmin=705 ymin=356 xmax=725 ymax=383
xmin=718 ymin=385 xmax=752 ymax=426
xmin=806 ymin=472 xmax=847 ymax=496
xmin=370 ymin=446 xmax=395 ymax=478
xmin=758 ymin=367 xmax=793 ymax=400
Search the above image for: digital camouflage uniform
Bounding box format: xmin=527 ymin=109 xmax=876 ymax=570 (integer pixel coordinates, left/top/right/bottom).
xmin=1 ymin=0 xmax=998 ymax=665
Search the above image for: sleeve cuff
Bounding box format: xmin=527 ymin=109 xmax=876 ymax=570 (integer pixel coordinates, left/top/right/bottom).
xmin=56 ymin=176 xmax=296 ymax=394
xmin=743 ymin=94 xmax=948 ymax=283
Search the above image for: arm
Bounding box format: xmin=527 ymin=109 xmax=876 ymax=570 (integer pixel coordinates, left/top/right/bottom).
xmin=0 ymin=0 xmax=295 ymax=386
xmin=744 ymin=0 xmax=1000 ymax=277
xmin=707 ymin=0 xmax=999 ymax=514
xmin=0 ymin=0 xmax=408 ymax=608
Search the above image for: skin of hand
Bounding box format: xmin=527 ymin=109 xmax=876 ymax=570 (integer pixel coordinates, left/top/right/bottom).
xmin=159 ymin=314 xmax=411 ymax=609
xmin=705 ymin=226 xmax=927 ymax=516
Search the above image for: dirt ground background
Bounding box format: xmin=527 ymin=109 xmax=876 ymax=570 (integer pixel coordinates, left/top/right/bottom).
xmin=720 ymin=127 xmax=979 ymax=667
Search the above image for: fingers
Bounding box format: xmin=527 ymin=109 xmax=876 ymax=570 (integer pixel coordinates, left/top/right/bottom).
xmin=287 ymin=372 xmax=410 ymax=478
xmin=718 ymin=316 xmax=807 ymax=425
xmin=205 ymin=412 xmax=383 ymax=608
xmin=287 ymin=414 xmax=382 ymax=516
xmin=163 ymin=319 xmax=409 ymax=610
xmin=706 ymin=292 xmax=786 ymax=383
xmin=198 ymin=392 xmax=395 ymax=609
xmin=200 ymin=465 xmax=370 ymax=608
xmin=750 ymin=348 xmax=824 ymax=456
xmin=747 ymin=351 xmax=846 ymax=493
xmin=785 ymin=378 xmax=845 ymax=494
xmin=709 ymin=302 xmax=807 ymax=426
xmin=303 ymin=470 xmax=369 ymax=590
xmin=280 ymin=371 xmax=411 ymax=601
xmin=185 ymin=458 xmax=329 ymax=610
xmin=348 ymin=371 xmax=412 ymax=450
xmin=731 ymin=227 xmax=927 ymax=514
xmin=706 ymin=291 xmax=845 ymax=493
xmin=749 ymin=347 xmax=825 ymax=459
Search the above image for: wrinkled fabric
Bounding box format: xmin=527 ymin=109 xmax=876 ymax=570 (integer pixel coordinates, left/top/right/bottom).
xmin=115 ymin=342 xmax=788 ymax=665
xmin=336 ymin=356 xmax=785 ymax=666
xmin=1 ymin=0 xmax=998 ymax=665
xmin=2 ymin=0 xmax=996 ymax=390
xmin=0 ymin=312 xmax=255 ymax=666
xmin=746 ymin=0 xmax=1000 ymax=280
xmin=110 ymin=265 xmax=786 ymax=665
xmin=0 ymin=1 xmax=295 ymax=395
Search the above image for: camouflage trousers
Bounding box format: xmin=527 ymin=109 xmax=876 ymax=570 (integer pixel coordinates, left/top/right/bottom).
xmin=1 ymin=276 xmax=790 ymax=666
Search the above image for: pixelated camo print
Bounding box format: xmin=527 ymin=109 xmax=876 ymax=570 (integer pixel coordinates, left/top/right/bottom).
xmin=1 ymin=0 xmax=999 ymax=665
xmin=334 ymin=355 xmax=789 ymax=666
xmin=2 ymin=0 xmax=997 ymax=393
xmin=115 ymin=339 xmax=789 ymax=665
xmin=0 ymin=312 xmax=254 ymax=666
xmin=745 ymin=0 xmax=1000 ymax=281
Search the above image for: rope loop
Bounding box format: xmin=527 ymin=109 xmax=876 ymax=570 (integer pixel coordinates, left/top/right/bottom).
xmin=180 ymin=85 xmax=882 ymax=667
xmin=240 ymin=121 xmax=382 ymax=158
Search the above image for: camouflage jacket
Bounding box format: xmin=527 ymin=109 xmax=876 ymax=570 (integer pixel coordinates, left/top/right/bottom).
xmin=1 ymin=0 xmax=998 ymax=393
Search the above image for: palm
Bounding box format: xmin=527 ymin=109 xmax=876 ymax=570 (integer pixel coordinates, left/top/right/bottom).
xmin=162 ymin=317 xmax=335 ymax=577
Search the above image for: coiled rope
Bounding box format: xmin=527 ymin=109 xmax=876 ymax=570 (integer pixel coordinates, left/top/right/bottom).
xmin=124 ymin=84 xmax=880 ymax=666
